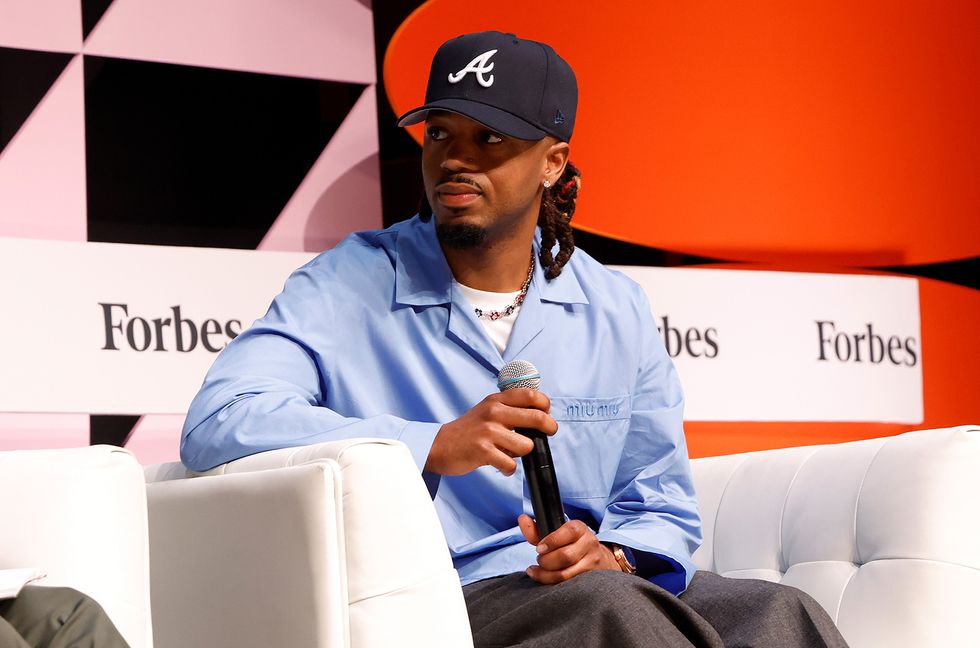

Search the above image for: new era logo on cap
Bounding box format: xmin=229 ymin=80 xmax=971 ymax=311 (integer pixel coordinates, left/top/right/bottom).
xmin=397 ymin=31 xmax=578 ymax=142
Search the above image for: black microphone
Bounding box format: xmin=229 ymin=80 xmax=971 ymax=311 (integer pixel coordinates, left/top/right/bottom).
xmin=497 ymin=359 xmax=565 ymax=538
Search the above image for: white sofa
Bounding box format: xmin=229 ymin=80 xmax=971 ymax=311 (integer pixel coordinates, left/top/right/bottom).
xmin=145 ymin=425 xmax=979 ymax=648
xmin=144 ymin=439 xmax=473 ymax=648
xmin=0 ymin=445 xmax=153 ymax=648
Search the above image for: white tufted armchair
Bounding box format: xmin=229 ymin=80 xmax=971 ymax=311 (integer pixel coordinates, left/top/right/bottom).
xmin=144 ymin=438 xmax=473 ymax=648
xmin=690 ymin=425 xmax=979 ymax=647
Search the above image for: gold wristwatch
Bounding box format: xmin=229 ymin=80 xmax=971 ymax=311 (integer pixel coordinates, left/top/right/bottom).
xmin=604 ymin=543 xmax=637 ymax=574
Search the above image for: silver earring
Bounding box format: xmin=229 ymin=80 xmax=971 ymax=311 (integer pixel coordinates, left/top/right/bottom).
xmin=543 ymin=179 xmax=551 ymax=188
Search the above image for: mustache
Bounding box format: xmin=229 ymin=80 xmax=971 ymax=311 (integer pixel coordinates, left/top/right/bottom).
xmin=441 ymin=174 xmax=485 ymax=193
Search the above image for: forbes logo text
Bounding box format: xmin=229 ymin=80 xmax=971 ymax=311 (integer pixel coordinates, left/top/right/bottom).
xmin=816 ymin=321 xmax=918 ymax=367
xmin=100 ymin=303 xmax=242 ymax=353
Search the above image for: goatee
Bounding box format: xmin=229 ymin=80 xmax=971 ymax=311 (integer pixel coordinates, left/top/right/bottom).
xmin=436 ymin=222 xmax=487 ymax=249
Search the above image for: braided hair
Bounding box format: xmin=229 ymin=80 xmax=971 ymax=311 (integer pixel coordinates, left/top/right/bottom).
xmin=418 ymin=161 xmax=581 ymax=280
xmin=537 ymin=161 xmax=580 ymax=279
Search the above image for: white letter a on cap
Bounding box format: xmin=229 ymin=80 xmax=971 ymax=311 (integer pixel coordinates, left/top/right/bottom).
xmin=448 ymin=49 xmax=497 ymax=88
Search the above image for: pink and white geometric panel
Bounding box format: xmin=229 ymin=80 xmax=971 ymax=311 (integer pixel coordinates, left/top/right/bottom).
xmin=0 ymin=413 xmax=89 ymax=450
xmin=83 ymin=0 xmax=375 ymax=83
xmin=0 ymin=0 xmax=382 ymax=464
xmin=0 ymin=0 xmax=83 ymax=53
xmin=261 ymin=84 xmax=381 ymax=252
xmin=0 ymin=53 xmax=87 ymax=241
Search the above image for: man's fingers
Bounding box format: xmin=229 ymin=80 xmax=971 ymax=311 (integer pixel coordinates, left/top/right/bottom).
xmin=428 ymin=389 xmax=558 ymax=476
xmin=482 ymin=391 xmax=557 ymax=436
xmin=526 ymin=562 xmax=590 ymax=585
xmin=494 ymin=428 xmax=535 ymax=458
xmin=518 ymin=514 xmax=540 ymax=545
xmin=497 ymin=406 xmax=558 ymax=436
xmin=537 ymin=519 xmax=589 ymax=554
xmin=536 ymin=533 xmax=592 ymax=571
xmin=486 ymin=447 xmax=518 ymax=476
xmin=523 ymin=520 xmax=620 ymax=584
xmin=496 ymin=388 xmax=551 ymax=414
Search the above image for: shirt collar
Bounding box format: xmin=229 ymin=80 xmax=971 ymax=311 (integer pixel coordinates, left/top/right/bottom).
xmin=394 ymin=217 xmax=454 ymax=306
xmin=394 ymin=215 xmax=590 ymax=307
xmin=531 ymin=236 xmax=590 ymax=306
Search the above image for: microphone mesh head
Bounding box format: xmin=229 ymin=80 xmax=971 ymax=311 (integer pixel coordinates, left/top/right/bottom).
xmin=497 ymin=359 xmax=541 ymax=391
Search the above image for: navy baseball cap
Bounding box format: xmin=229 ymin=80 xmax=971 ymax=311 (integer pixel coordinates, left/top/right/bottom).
xmin=397 ymin=31 xmax=578 ymax=142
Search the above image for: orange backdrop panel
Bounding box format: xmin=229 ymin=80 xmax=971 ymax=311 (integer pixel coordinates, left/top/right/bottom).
xmin=385 ymin=0 xmax=980 ymax=266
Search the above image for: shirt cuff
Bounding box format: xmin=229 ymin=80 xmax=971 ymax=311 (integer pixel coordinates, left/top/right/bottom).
xmin=397 ymin=420 xmax=443 ymax=497
xmin=397 ymin=420 xmax=442 ymax=469
xmin=632 ymin=549 xmax=688 ymax=596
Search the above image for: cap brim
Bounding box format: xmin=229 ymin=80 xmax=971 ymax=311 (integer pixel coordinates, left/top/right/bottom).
xmin=396 ymin=98 xmax=547 ymax=141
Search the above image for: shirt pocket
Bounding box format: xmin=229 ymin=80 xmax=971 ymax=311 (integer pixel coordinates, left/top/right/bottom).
xmin=548 ymin=395 xmax=632 ymax=500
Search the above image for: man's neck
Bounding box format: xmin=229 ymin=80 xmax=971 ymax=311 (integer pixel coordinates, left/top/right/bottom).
xmin=442 ymin=232 xmax=535 ymax=293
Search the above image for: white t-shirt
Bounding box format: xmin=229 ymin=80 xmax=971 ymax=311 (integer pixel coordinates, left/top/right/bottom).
xmin=456 ymin=281 xmax=523 ymax=354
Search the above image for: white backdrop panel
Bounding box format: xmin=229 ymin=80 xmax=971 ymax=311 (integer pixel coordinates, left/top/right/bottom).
xmin=0 ymin=237 xmax=313 ymax=414
xmin=614 ymin=266 xmax=922 ymax=423
xmin=0 ymin=238 xmax=921 ymax=422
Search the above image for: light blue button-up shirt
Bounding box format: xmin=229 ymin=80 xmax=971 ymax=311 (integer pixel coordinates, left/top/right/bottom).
xmin=181 ymin=215 xmax=702 ymax=594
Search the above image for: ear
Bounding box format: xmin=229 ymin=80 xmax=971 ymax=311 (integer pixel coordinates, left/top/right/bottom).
xmin=543 ymin=140 xmax=570 ymax=184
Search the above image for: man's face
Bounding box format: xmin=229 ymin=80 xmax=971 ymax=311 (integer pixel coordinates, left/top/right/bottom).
xmin=422 ymin=111 xmax=555 ymax=249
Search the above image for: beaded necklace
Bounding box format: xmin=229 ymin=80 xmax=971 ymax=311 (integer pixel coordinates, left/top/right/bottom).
xmin=473 ymin=256 xmax=535 ymax=321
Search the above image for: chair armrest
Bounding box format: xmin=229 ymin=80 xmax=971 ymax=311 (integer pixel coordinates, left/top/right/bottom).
xmin=0 ymin=445 xmax=152 ymax=648
xmin=145 ymin=437 xmax=410 ymax=481
xmin=146 ymin=439 xmax=472 ymax=648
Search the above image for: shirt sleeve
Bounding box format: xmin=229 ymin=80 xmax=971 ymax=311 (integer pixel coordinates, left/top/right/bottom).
xmin=595 ymin=285 xmax=702 ymax=596
xmin=179 ymin=259 xmax=442 ymax=473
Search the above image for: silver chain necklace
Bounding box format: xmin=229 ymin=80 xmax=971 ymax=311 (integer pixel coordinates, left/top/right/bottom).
xmin=473 ymin=256 xmax=535 ymax=321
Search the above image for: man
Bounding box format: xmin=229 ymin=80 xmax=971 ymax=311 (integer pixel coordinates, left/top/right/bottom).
xmin=182 ymin=31 xmax=846 ymax=647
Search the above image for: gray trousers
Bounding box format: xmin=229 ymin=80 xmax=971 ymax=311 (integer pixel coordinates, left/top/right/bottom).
xmin=0 ymin=586 xmax=129 ymax=648
xmin=464 ymin=570 xmax=849 ymax=648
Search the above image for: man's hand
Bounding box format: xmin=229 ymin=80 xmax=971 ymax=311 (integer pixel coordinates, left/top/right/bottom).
xmin=518 ymin=515 xmax=621 ymax=584
xmin=424 ymin=389 xmax=557 ymax=476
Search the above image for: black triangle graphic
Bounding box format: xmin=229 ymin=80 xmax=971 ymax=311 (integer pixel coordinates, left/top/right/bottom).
xmin=571 ymin=228 xmax=726 ymax=267
xmin=90 ymin=414 xmax=141 ymax=447
xmin=882 ymin=255 xmax=979 ymax=290
xmin=84 ymin=56 xmax=366 ymax=249
xmin=81 ymin=0 xmax=116 ymax=41
xmin=0 ymin=47 xmax=73 ymax=155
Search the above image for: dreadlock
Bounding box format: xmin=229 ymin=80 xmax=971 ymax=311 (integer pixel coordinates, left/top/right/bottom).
xmin=417 ymin=161 xmax=581 ymax=280
xmin=537 ymin=161 xmax=580 ymax=279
